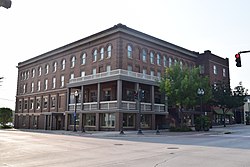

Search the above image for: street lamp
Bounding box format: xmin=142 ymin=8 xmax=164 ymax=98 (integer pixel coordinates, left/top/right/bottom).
xmin=197 ymin=88 xmax=205 ymax=114
xmin=73 ymin=90 xmax=79 ymax=132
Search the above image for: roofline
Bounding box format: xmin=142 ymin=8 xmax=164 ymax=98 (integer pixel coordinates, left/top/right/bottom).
xmin=17 ymin=23 xmax=198 ymax=68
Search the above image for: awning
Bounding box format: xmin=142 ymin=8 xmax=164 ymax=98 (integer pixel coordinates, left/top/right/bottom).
xmin=213 ymin=108 xmax=234 ymax=116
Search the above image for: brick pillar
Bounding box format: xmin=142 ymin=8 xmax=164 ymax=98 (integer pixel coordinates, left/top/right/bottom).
xmin=152 ymin=114 xmax=156 ymax=130
xmin=65 ymin=113 xmax=68 ymax=131
xmin=95 ymin=113 xmax=100 ymax=131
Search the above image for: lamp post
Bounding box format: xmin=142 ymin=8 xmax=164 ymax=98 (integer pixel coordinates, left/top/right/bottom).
xmin=73 ymin=90 xmax=79 ymax=132
xmin=197 ymin=88 xmax=205 ymax=130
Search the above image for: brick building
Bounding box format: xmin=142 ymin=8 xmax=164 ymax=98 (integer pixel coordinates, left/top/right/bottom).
xmin=15 ymin=24 xmax=230 ymax=131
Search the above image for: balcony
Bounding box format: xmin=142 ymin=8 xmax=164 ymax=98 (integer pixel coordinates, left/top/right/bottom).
xmin=69 ymin=69 xmax=160 ymax=84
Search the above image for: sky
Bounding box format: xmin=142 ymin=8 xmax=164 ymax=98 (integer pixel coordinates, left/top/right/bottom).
xmin=1 ymin=0 xmax=250 ymax=110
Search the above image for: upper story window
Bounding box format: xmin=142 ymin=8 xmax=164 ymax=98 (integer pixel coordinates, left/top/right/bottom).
xmin=37 ymin=81 xmax=41 ymax=91
xmin=60 ymin=75 xmax=65 ymax=87
xmin=27 ymin=71 xmax=30 ymax=79
xmin=127 ymin=45 xmax=132 ymax=58
xmin=44 ymin=79 xmax=48 ymax=90
xmin=163 ymin=56 xmax=167 ymax=67
xmin=38 ymin=67 xmax=42 ymax=76
xmin=23 ymin=84 xmax=26 ymax=94
xmin=213 ymin=65 xmax=217 ymax=75
xmin=61 ymin=59 xmax=66 ymax=70
xmin=106 ymin=65 xmax=111 ymax=72
xmin=107 ymin=45 xmax=112 ymax=58
xmin=150 ymin=70 xmax=154 ymax=76
xmin=180 ymin=61 xmax=183 ymax=69
xmin=157 ymin=53 xmax=161 ymax=65
xmin=52 ymin=77 xmax=56 ymax=89
xmin=223 ymin=68 xmax=226 ymax=77
xmin=71 ymin=56 xmax=76 ymax=68
xmin=32 ymin=69 xmax=35 ymax=78
xmin=81 ymin=53 xmax=86 ymax=65
xmin=142 ymin=49 xmax=147 ymax=62
xmin=45 ymin=64 xmax=49 ymax=74
xmin=92 ymin=68 xmax=97 ymax=75
xmin=199 ymin=65 xmax=205 ymax=74
xmin=100 ymin=47 xmax=104 ymax=60
xmin=169 ymin=58 xmax=172 ymax=67
xmin=174 ymin=59 xmax=178 ymax=65
xmin=53 ymin=62 xmax=57 ymax=72
xmin=93 ymin=49 xmax=97 ymax=62
xmin=31 ymin=82 xmax=34 ymax=93
xmin=128 ymin=65 xmax=132 ymax=72
xmin=81 ymin=71 xmax=85 ymax=77
xmin=150 ymin=52 xmax=154 ymax=64
xmin=70 ymin=73 xmax=74 ymax=80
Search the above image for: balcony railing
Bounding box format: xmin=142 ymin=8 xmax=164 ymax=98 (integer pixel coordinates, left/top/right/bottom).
xmin=68 ymin=101 xmax=166 ymax=112
xmin=69 ymin=69 xmax=160 ymax=84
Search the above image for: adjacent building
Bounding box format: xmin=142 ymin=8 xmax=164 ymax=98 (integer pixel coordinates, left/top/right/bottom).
xmin=15 ymin=24 xmax=230 ymax=131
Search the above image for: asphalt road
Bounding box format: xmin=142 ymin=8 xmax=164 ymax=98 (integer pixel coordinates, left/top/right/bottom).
xmin=1 ymin=125 xmax=250 ymax=167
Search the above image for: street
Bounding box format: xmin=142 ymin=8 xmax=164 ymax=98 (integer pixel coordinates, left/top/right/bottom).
xmin=1 ymin=125 xmax=250 ymax=167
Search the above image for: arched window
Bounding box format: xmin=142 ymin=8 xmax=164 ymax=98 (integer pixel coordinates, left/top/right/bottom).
xmin=127 ymin=45 xmax=132 ymax=58
xmin=38 ymin=66 xmax=42 ymax=76
xmin=71 ymin=56 xmax=76 ymax=68
xmin=61 ymin=59 xmax=66 ymax=70
xmin=93 ymin=49 xmax=97 ymax=62
xmin=32 ymin=69 xmax=35 ymax=78
xmin=157 ymin=53 xmax=161 ymax=65
xmin=163 ymin=55 xmax=167 ymax=67
xmin=81 ymin=53 xmax=86 ymax=65
xmin=169 ymin=58 xmax=172 ymax=67
xmin=142 ymin=49 xmax=147 ymax=62
xmin=100 ymin=47 xmax=104 ymax=60
xmin=45 ymin=64 xmax=49 ymax=74
xmin=150 ymin=52 xmax=154 ymax=64
xmin=53 ymin=62 xmax=57 ymax=72
xmin=107 ymin=45 xmax=112 ymax=58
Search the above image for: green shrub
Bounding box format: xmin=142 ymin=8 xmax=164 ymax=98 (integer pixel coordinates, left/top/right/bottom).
xmin=169 ymin=125 xmax=192 ymax=132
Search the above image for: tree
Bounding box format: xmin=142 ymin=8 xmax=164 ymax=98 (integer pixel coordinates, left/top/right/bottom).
xmin=0 ymin=107 xmax=13 ymax=127
xmin=159 ymin=63 xmax=212 ymax=127
xmin=211 ymin=81 xmax=247 ymax=127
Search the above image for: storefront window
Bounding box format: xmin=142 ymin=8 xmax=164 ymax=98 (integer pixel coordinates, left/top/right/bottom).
xmin=123 ymin=113 xmax=135 ymax=127
xmin=141 ymin=114 xmax=151 ymax=128
xmin=85 ymin=114 xmax=96 ymax=126
xmin=69 ymin=113 xmax=79 ymax=125
xmin=100 ymin=113 xmax=115 ymax=127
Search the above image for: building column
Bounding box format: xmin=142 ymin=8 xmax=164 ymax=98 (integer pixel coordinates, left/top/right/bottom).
xmin=81 ymin=86 xmax=84 ymax=110
xmin=117 ymin=80 xmax=122 ymax=109
xmin=79 ymin=113 xmax=83 ymax=131
xmin=97 ymin=83 xmax=101 ymax=110
xmin=65 ymin=113 xmax=68 ymax=131
xmin=50 ymin=114 xmax=53 ymax=130
xmin=66 ymin=88 xmax=70 ymax=111
xmin=151 ymin=86 xmax=155 ymax=111
xmin=95 ymin=113 xmax=100 ymax=131
xmin=44 ymin=115 xmax=47 ymax=130
xmin=115 ymin=112 xmax=122 ymax=131
xmin=152 ymin=114 xmax=156 ymax=130
xmin=55 ymin=93 xmax=59 ymax=112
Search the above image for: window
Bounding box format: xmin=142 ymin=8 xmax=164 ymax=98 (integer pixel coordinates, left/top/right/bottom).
xmin=167 ymin=58 xmax=171 ymax=67
xmin=103 ymin=89 xmax=111 ymax=101
xmin=150 ymin=70 xmax=154 ymax=76
xmin=100 ymin=47 xmax=104 ymax=60
xmin=31 ymin=82 xmax=34 ymax=93
xmin=44 ymin=79 xmax=48 ymax=90
xmin=93 ymin=49 xmax=97 ymax=62
xmin=128 ymin=65 xmax=132 ymax=72
xmin=29 ymin=99 xmax=34 ymax=110
xmin=23 ymin=84 xmax=26 ymax=94
xmin=38 ymin=66 xmax=42 ymax=76
xmin=180 ymin=61 xmax=183 ymax=69
xmin=18 ymin=100 xmax=22 ymax=111
xmin=24 ymin=72 xmax=27 ymax=80
xmin=223 ymin=68 xmax=226 ymax=77
xmin=24 ymin=100 xmax=28 ymax=110
xmin=43 ymin=97 xmax=48 ymax=109
xmin=90 ymin=91 xmax=97 ymax=102
xmin=107 ymin=45 xmax=112 ymax=58
xmin=61 ymin=59 xmax=66 ymax=70
xmin=85 ymin=114 xmax=96 ymax=126
xmin=92 ymin=68 xmax=96 ymax=75
xmin=36 ymin=98 xmax=41 ymax=110
xmin=100 ymin=113 xmax=115 ymax=127
xmin=32 ymin=69 xmax=35 ymax=78
xmin=213 ymin=65 xmax=217 ymax=75
xmin=163 ymin=56 xmax=167 ymax=67
xmin=174 ymin=59 xmax=178 ymax=65
xmin=127 ymin=45 xmax=132 ymax=58
xmin=70 ymin=73 xmax=74 ymax=80
xmin=27 ymin=71 xmax=30 ymax=79
xmin=45 ymin=64 xmax=49 ymax=74
xmin=150 ymin=52 xmax=154 ymax=64
xmin=69 ymin=113 xmax=79 ymax=125
xmin=157 ymin=53 xmax=161 ymax=65
xmin=37 ymin=81 xmax=41 ymax=91
xmin=123 ymin=113 xmax=135 ymax=127
xmin=142 ymin=49 xmax=147 ymax=62
xmin=81 ymin=71 xmax=85 ymax=77
xmin=199 ymin=65 xmax=205 ymax=74
xmin=81 ymin=53 xmax=86 ymax=65
xmin=106 ymin=65 xmax=111 ymax=72
xmin=71 ymin=56 xmax=76 ymax=68
xmin=51 ymin=96 xmax=56 ymax=108
xmin=60 ymin=75 xmax=64 ymax=87
xmin=52 ymin=77 xmax=56 ymax=89
xmin=157 ymin=72 xmax=161 ymax=78
xmin=53 ymin=62 xmax=57 ymax=72
xmin=143 ymin=69 xmax=147 ymax=78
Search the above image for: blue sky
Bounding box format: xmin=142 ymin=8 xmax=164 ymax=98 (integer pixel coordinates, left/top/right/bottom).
xmin=1 ymin=0 xmax=250 ymax=109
